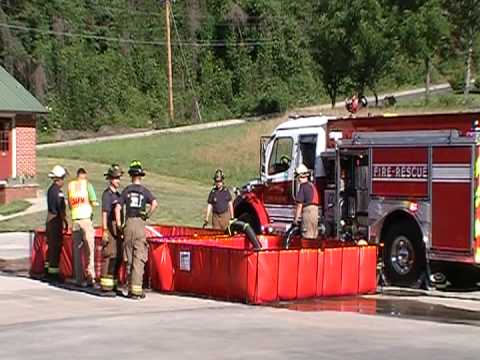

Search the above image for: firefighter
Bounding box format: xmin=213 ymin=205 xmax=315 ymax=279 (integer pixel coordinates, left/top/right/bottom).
xmin=45 ymin=165 xmax=68 ymax=280
xmin=293 ymin=164 xmax=320 ymax=240
xmin=100 ymin=164 xmax=124 ymax=293
xmin=67 ymin=168 xmax=99 ymax=287
xmin=120 ymin=160 xmax=158 ymax=299
xmin=204 ymin=169 xmax=234 ymax=231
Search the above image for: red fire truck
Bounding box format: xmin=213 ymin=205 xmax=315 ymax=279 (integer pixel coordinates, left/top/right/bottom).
xmin=233 ymin=111 xmax=480 ymax=287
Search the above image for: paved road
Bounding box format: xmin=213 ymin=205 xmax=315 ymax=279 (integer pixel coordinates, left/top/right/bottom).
xmin=0 ymin=275 xmax=479 ymax=360
xmin=0 ymin=232 xmax=31 ymax=260
xmin=1 ymin=230 xmax=480 ymax=359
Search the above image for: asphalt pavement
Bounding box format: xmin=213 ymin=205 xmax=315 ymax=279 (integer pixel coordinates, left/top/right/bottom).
xmin=0 ymin=275 xmax=479 ymax=360
xmin=0 ymin=232 xmax=31 ymax=260
xmin=1 ymin=231 xmax=480 ymax=359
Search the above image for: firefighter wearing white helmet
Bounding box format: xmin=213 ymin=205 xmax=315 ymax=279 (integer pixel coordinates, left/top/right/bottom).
xmin=45 ymin=165 xmax=68 ymax=280
xmin=294 ymin=164 xmax=320 ymax=240
xmin=204 ymin=169 xmax=234 ymax=231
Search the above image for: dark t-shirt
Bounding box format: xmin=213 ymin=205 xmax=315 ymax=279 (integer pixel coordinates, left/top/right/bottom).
xmin=102 ymin=187 xmax=122 ymax=232
xmin=120 ymin=184 xmax=155 ymax=218
xmin=207 ymin=186 xmax=232 ymax=214
xmin=47 ymin=183 xmax=66 ymax=216
xmin=296 ymin=182 xmax=319 ymax=206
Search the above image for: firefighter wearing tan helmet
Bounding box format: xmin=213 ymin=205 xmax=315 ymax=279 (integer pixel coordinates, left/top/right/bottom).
xmin=204 ymin=169 xmax=234 ymax=231
xmin=294 ymin=164 xmax=320 ymax=240
xmin=118 ymin=160 xmax=158 ymax=299
xmin=99 ymin=164 xmax=124 ymax=294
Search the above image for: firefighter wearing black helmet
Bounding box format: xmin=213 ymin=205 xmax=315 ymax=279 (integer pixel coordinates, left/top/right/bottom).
xmin=118 ymin=160 xmax=158 ymax=299
xmin=204 ymin=169 xmax=234 ymax=231
xmin=100 ymin=164 xmax=124 ymax=293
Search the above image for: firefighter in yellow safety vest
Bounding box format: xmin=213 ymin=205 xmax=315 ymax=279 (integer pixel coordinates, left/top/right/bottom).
xmin=67 ymin=168 xmax=99 ymax=287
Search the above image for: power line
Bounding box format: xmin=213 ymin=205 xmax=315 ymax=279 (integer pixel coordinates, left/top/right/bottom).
xmin=0 ymin=22 xmax=278 ymax=47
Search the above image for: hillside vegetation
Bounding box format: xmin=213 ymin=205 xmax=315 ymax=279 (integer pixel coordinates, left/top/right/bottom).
xmin=1 ymin=0 xmax=479 ymax=134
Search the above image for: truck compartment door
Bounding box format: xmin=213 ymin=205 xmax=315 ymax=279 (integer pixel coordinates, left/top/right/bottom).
xmin=431 ymin=146 xmax=473 ymax=252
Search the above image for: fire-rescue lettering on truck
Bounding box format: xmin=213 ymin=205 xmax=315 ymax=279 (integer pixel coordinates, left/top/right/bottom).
xmin=233 ymin=112 xmax=480 ymax=288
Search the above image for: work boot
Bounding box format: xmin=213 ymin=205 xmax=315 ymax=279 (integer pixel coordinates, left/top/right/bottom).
xmin=116 ymin=285 xmax=129 ymax=298
xmin=45 ymin=272 xmax=60 ymax=283
xmin=92 ymin=282 xmax=101 ymax=291
xmin=128 ymin=292 xmax=146 ymax=300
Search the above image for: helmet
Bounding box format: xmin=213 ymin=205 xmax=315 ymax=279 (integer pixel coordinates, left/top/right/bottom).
xmin=128 ymin=160 xmax=146 ymax=177
xmin=48 ymin=165 xmax=68 ymax=179
xmin=104 ymin=164 xmax=124 ymax=179
xmin=213 ymin=169 xmax=225 ymax=182
xmin=295 ymin=164 xmax=310 ymax=177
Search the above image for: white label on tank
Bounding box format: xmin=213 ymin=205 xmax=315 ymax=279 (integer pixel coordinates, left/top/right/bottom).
xmin=179 ymin=251 xmax=191 ymax=272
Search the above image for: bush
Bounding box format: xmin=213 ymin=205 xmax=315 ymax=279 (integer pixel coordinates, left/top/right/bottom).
xmin=446 ymin=67 xmax=465 ymax=93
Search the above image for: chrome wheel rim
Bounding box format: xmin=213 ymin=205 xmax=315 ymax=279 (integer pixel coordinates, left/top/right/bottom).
xmin=390 ymin=235 xmax=415 ymax=275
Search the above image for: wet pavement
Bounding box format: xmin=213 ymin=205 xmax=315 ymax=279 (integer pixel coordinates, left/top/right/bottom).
xmin=273 ymin=297 xmax=480 ymax=327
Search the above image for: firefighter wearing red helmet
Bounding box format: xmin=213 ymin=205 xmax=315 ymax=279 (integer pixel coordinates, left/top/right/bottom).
xmin=204 ymin=169 xmax=234 ymax=231
xmin=118 ymin=160 xmax=158 ymax=299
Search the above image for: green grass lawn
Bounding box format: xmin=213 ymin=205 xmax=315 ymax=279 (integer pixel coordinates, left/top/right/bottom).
xmin=0 ymin=200 xmax=31 ymax=217
xmin=4 ymin=101 xmax=480 ymax=232
xmin=0 ymin=157 xmax=210 ymax=232
xmin=2 ymin=119 xmax=283 ymax=232
xmin=393 ymin=92 xmax=480 ymax=112
xmin=39 ymin=119 xmax=283 ymax=187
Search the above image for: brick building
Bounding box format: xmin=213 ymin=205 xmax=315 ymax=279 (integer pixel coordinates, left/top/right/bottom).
xmin=0 ymin=66 xmax=47 ymax=204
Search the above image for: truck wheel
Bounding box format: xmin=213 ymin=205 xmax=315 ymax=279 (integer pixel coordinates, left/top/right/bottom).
xmin=383 ymin=221 xmax=425 ymax=287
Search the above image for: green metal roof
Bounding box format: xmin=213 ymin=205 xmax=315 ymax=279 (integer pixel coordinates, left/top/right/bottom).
xmin=0 ymin=65 xmax=47 ymax=114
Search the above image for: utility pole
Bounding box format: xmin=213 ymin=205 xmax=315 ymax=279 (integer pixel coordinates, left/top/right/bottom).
xmin=165 ymin=0 xmax=174 ymax=124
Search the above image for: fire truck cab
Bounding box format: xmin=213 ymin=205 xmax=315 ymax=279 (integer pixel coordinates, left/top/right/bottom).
xmin=234 ymin=112 xmax=480 ymax=287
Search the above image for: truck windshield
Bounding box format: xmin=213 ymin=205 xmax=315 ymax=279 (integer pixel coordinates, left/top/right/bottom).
xmin=268 ymin=137 xmax=293 ymax=175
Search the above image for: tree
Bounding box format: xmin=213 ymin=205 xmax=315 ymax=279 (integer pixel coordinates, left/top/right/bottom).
xmin=401 ymin=0 xmax=449 ymax=103
xmin=350 ymin=0 xmax=395 ymax=106
xmin=445 ymin=0 xmax=480 ymax=100
xmin=311 ymin=1 xmax=357 ymax=107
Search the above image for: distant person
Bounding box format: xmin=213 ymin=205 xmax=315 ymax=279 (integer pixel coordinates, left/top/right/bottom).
xmin=204 ymin=169 xmax=234 ymax=231
xmin=45 ymin=165 xmax=68 ymax=281
xmin=67 ymin=168 xmax=98 ymax=287
xmin=100 ymin=164 xmax=124 ymax=293
xmin=346 ymin=93 xmax=368 ymax=114
xmin=119 ymin=160 xmax=157 ymax=299
xmin=293 ymin=164 xmax=319 ymax=240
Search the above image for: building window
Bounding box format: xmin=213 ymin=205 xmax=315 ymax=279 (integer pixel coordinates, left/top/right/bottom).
xmin=0 ymin=130 xmax=9 ymax=152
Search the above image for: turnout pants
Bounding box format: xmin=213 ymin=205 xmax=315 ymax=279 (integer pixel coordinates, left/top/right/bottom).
xmin=212 ymin=211 xmax=230 ymax=231
xmin=46 ymin=214 xmax=63 ymax=275
xmin=301 ymin=205 xmax=319 ymax=240
xmin=100 ymin=228 xmax=122 ymax=291
xmin=124 ymin=217 xmax=148 ymax=296
xmin=72 ymin=218 xmax=95 ymax=284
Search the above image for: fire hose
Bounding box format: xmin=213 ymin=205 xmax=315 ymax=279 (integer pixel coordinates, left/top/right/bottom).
xmin=227 ymin=219 xmax=262 ymax=250
xmin=283 ymin=224 xmax=300 ymax=249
